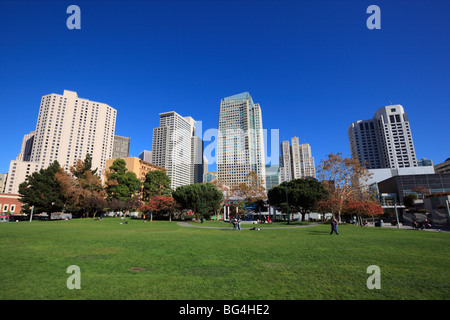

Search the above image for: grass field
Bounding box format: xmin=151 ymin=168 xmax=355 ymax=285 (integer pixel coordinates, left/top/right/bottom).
xmin=0 ymin=217 xmax=449 ymax=300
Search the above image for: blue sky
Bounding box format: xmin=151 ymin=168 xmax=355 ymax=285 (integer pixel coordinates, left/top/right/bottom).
xmin=0 ymin=0 xmax=449 ymax=173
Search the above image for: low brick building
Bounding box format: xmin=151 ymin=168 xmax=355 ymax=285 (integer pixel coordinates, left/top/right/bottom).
xmin=0 ymin=193 xmax=22 ymax=214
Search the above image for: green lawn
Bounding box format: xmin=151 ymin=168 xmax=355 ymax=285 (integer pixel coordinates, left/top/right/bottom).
xmin=0 ymin=217 xmax=449 ymax=300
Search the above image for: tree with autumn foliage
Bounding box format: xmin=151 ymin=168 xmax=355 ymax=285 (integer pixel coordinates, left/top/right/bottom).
xmin=233 ymin=171 xmax=267 ymax=204
xmin=316 ymin=152 xmax=373 ymax=221
xmin=345 ymin=200 xmax=384 ymax=226
xmin=139 ymin=196 xmax=177 ymax=221
xmin=54 ymin=154 xmax=107 ymax=217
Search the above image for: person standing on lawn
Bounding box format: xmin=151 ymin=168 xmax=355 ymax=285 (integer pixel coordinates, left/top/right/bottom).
xmin=330 ymin=217 xmax=339 ymax=235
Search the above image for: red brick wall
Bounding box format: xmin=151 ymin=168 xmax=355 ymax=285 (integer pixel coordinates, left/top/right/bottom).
xmin=0 ymin=194 xmax=22 ymax=214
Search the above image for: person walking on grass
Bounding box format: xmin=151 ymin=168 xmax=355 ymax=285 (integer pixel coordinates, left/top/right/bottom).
xmin=330 ymin=217 xmax=339 ymax=235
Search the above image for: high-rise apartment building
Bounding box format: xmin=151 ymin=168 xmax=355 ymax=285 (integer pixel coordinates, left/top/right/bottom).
xmin=4 ymin=90 xmax=116 ymax=193
xmin=217 ymin=92 xmax=266 ymax=190
xmin=279 ymin=137 xmax=316 ymax=183
xmin=348 ymin=105 xmax=418 ymax=169
xmin=152 ymin=111 xmax=202 ymax=189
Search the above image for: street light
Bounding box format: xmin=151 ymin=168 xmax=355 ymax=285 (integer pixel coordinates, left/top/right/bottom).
xmin=394 ymin=197 xmax=400 ymax=229
xmin=201 ymin=184 xmax=205 ymax=223
xmin=285 ymin=183 xmax=290 ymax=225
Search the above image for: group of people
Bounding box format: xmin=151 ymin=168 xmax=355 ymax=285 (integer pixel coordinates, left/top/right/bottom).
xmin=412 ymin=218 xmax=432 ymax=230
xmin=231 ymin=217 xmax=242 ymax=231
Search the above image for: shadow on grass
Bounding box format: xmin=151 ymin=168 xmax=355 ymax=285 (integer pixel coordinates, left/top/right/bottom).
xmin=307 ymin=230 xmax=333 ymax=236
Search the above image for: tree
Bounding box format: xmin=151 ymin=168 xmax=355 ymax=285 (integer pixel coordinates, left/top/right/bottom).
xmin=19 ymin=161 xmax=66 ymax=214
xmin=142 ymin=170 xmax=172 ymax=201
xmin=345 ymin=200 xmax=383 ymax=226
xmin=316 ymin=152 xmax=373 ymax=221
xmin=268 ymin=178 xmax=328 ymax=221
xmin=172 ymin=183 xmax=223 ymax=220
xmin=55 ymin=154 xmax=106 ymax=217
xmin=233 ymin=171 xmax=267 ymax=204
xmin=105 ymin=158 xmax=142 ymax=202
xmin=140 ymin=196 xmax=177 ymax=221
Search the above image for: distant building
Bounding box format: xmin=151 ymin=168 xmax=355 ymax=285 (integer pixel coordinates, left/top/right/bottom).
xmin=204 ymin=171 xmax=217 ymax=183
xmin=112 ymin=135 xmax=130 ymax=159
xmin=217 ymin=92 xmax=266 ymax=190
xmin=17 ymin=131 xmax=35 ymax=161
xmin=0 ymin=174 xmax=7 ymax=193
xmin=105 ymin=157 xmax=167 ymax=183
xmin=152 ymin=111 xmax=202 ymax=189
xmin=348 ymin=105 xmax=418 ymax=169
xmin=435 ymin=158 xmax=450 ymax=174
xmin=265 ymin=164 xmax=280 ymax=191
xmin=417 ymin=158 xmax=433 ymax=167
xmin=279 ymin=137 xmax=315 ymax=183
xmin=139 ymin=150 xmax=152 ymax=163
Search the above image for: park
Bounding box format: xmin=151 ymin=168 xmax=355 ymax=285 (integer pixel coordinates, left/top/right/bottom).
xmin=0 ymin=216 xmax=449 ymax=300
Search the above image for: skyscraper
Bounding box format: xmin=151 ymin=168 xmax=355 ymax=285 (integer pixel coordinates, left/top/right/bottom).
xmin=4 ymin=90 xmax=117 ymax=193
xmin=152 ymin=111 xmax=202 ymax=189
xmin=348 ymin=105 xmax=418 ymax=169
xmin=217 ymin=92 xmax=266 ymax=190
xmin=279 ymin=137 xmax=316 ymax=183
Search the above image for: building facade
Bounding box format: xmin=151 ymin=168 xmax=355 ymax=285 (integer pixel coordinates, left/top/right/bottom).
xmin=279 ymin=137 xmax=316 ymax=183
xmin=105 ymin=157 xmax=167 ymax=183
xmin=349 ymin=105 xmax=418 ymax=169
xmin=4 ymin=90 xmax=117 ymax=193
xmin=112 ymin=135 xmax=130 ymax=159
xmin=217 ymin=92 xmax=266 ymax=190
xmin=0 ymin=193 xmax=22 ymax=214
xmin=265 ymin=164 xmax=280 ymax=191
xmin=139 ymin=150 xmax=152 ymax=163
xmin=435 ymin=158 xmax=450 ymax=174
xmin=152 ymin=111 xmax=202 ymax=189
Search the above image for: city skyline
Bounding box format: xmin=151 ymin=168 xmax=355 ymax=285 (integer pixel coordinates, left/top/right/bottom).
xmin=0 ymin=1 xmax=449 ymax=174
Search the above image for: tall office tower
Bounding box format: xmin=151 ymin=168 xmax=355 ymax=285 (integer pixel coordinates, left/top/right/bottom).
xmin=348 ymin=105 xmax=418 ymax=169
xmin=112 ymin=135 xmax=130 ymax=159
xmin=348 ymin=119 xmax=383 ymax=169
xmin=191 ymin=136 xmax=204 ymax=184
xmin=4 ymin=90 xmax=116 ymax=193
xmin=152 ymin=111 xmax=200 ymax=189
xmin=279 ymin=137 xmax=316 ymax=183
xmin=139 ymin=150 xmax=152 ymax=163
xmin=265 ymin=164 xmax=280 ymax=191
xmin=217 ymin=92 xmax=266 ymax=190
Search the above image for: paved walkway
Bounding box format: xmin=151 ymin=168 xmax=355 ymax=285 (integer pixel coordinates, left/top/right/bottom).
xmin=177 ymin=221 xmax=450 ymax=232
xmin=177 ymin=221 xmax=323 ymax=230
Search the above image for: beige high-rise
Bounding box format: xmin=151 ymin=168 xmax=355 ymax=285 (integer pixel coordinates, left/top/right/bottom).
xmin=279 ymin=137 xmax=316 ymax=183
xmin=4 ymin=90 xmax=117 ymax=193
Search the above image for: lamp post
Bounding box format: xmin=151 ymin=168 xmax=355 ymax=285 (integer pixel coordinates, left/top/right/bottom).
xmin=29 ymin=205 xmax=34 ymax=222
xmin=446 ymin=200 xmax=450 ymax=226
xmin=285 ymin=183 xmax=290 ymax=225
xmin=201 ymin=184 xmax=205 ymax=223
xmin=394 ymin=198 xmax=400 ymax=229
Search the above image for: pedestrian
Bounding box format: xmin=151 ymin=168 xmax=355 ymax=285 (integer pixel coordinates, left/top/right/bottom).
xmin=232 ymin=218 xmax=237 ymax=230
xmin=330 ymin=217 xmax=339 ymax=235
xmin=238 ymin=217 xmax=242 ymax=231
